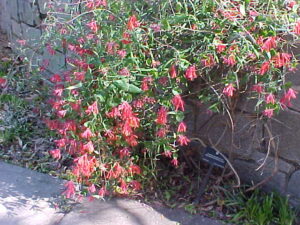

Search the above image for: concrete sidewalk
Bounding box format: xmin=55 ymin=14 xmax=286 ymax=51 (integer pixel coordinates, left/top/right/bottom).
xmin=0 ymin=161 xmax=226 ymax=225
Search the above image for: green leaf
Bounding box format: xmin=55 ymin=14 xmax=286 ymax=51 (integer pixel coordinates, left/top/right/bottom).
xmin=66 ymin=82 xmax=82 ymax=90
xmin=113 ymin=80 xmax=142 ymax=94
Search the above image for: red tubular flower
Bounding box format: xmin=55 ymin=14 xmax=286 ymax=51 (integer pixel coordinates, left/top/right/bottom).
xmin=50 ymin=74 xmax=62 ymax=83
xmin=121 ymin=32 xmax=132 ymax=44
xmin=272 ymin=53 xmax=292 ymax=68
xmin=251 ymin=83 xmax=264 ymax=93
xmin=156 ymin=128 xmax=167 ymax=138
xmin=293 ymin=20 xmax=300 ymax=35
xmin=223 ymin=83 xmax=236 ymax=97
xmin=117 ymin=49 xmax=127 ymax=59
xmin=80 ymin=127 xmax=95 ymax=139
xmin=201 ymin=54 xmax=215 ymax=67
xmin=280 ymin=88 xmax=297 ymax=107
xmin=171 ymin=158 xmax=179 ymax=167
xmin=261 ymin=37 xmax=276 ymax=52
xmin=87 ymin=19 xmax=99 ymax=33
xmin=177 ymin=135 xmax=190 ymax=146
xmin=128 ymin=164 xmax=141 ymax=175
xmin=85 ymin=101 xmax=99 ymax=115
xmin=162 ymin=150 xmax=172 ymax=158
xmin=169 ymin=64 xmax=177 ymax=78
xmin=223 ymin=55 xmax=236 ymax=66
xmin=98 ymin=187 xmax=107 ymax=197
xmin=177 ymin=122 xmax=187 ymax=133
xmin=172 ymin=95 xmax=185 ymax=111
xmin=62 ymin=181 xmax=76 ymax=198
xmin=259 ymin=61 xmax=270 ymax=75
xmin=265 ymin=94 xmax=276 ymax=104
xmin=118 ymin=147 xmax=131 ymax=159
xmin=156 ymin=107 xmax=168 ymax=125
xmin=185 ymin=65 xmax=197 ymax=81
xmin=141 ymin=77 xmax=153 ymax=91
xmin=0 ymin=78 xmax=7 ymax=88
xmin=54 ymin=138 xmax=68 ymax=148
xmin=49 ymin=149 xmax=61 ymax=159
xmin=130 ymin=180 xmax=141 ymax=191
xmin=119 ymin=67 xmax=131 ymax=76
xmin=127 ymin=15 xmax=140 ymax=30
xmin=263 ymin=108 xmax=274 ymax=118
xmin=83 ymin=141 xmax=94 ymax=153
xmin=88 ymin=184 xmax=96 ymax=193
xmin=74 ymin=72 xmax=85 ymax=81
xmin=125 ymin=134 xmax=138 ymax=146
xmin=216 ymin=43 xmax=226 ymax=53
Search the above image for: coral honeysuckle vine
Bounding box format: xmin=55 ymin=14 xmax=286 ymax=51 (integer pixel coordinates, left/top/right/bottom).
xmin=37 ymin=0 xmax=300 ymax=198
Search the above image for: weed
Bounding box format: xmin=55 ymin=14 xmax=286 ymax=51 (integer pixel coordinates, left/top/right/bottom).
xmin=225 ymin=188 xmax=296 ymax=225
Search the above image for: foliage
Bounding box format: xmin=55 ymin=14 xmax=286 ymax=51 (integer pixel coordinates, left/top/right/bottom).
xmin=225 ymin=188 xmax=297 ymax=225
xmin=36 ymin=0 xmax=300 ymax=198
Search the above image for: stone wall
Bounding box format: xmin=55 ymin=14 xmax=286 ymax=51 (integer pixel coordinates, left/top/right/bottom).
xmin=0 ymin=0 xmax=66 ymax=74
xmin=0 ymin=0 xmax=299 ymax=205
xmin=185 ymin=68 xmax=300 ymax=205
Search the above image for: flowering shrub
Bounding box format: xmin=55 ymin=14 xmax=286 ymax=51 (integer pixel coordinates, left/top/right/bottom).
xmin=41 ymin=0 xmax=300 ymax=198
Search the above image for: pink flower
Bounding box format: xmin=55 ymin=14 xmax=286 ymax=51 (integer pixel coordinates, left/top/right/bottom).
xmin=156 ymin=128 xmax=167 ymax=138
xmin=118 ymin=147 xmax=131 ymax=159
xmin=57 ymin=110 xmax=67 ymax=118
xmin=117 ymin=49 xmax=127 ymax=59
xmin=50 ymin=74 xmax=62 ymax=83
xmin=106 ymin=41 xmax=118 ymax=55
xmin=130 ymin=180 xmax=141 ymax=191
xmin=261 ymin=37 xmax=276 ymax=52
xmin=156 ymin=107 xmax=168 ymax=125
xmin=80 ymin=127 xmax=95 ymax=139
xmin=127 ymin=15 xmax=140 ymax=30
xmin=171 ymin=158 xmax=179 ymax=167
xmin=272 ymin=53 xmax=291 ymax=68
xmin=119 ymin=67 xmax=131 ymax=76
xmin=177 ymin=122 xmax=187 ymax=133
xmin=0 ymin=78 xmax=7 ymax=88
xmin=162 ymin=150 xmax=172 ymax=158
xmin=223 ymin=55 xmax=236 ymax=66
xmin=259 ymin=61 xmax=270 ymax=75
xmin=251 ymin=83 xmax=264 ymax=93
xmin=150 ymin=23 xmax=161 ymax=32
xmin=74 ymin=72 xmax=85 ymax=81
xmin=169 ymin=64 xmax=177 ymax=78
xmin=185 ymin=65 xmax=197 ymax=81
xmin=171 ymin=95 xmax=185 ymax=111
xmin=128 ymin=164 xmax=141 ymax=175
xmin=201 ymin=54 xmax=215 ymax=67
xmin=17 ymin=40 xmax=26 ymax=46
xmin=141 ymin=77 xmax=153 ymax=91
xmin=83 ymin=141 xmax=94 ymax=153
xmin=87 ymin=19 xmax=99 ymax=33
xmin=265 ymin=93 xmax=276 ymax=104
xmin=177 ymin=135 xmax=190 ymax=146
xmin=62 ymin=181 xmax=76 ymax=198
xmin=223 ymin=83 xmax=236 ymax=97
xmin=46 ymin=44 xmax=56 ymax=55
xmin=263 ymin=108 xmax=274 ymax=118
xmin=49 ymin=149 xmax=61 ymax=159
xmin=98 ymin=187 xmax=107 ymax=197
xmin=216 ymin=43 xmax=226 ymax=53
xmin=294 ymin=20 xmax=300 ymax=35
xmin=54 ymin=138 xmax=68 ymax=148
xmin=88 ymin=184 xmax=96 ymax=193
xmin=85 ymin=101 xmax=99 ymax=115
xmin=280 ymin=88 xmax=297 ymax=107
